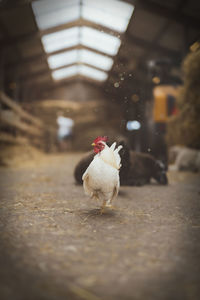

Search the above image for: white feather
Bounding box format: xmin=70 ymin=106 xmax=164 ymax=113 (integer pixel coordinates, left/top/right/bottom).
xmin=114 ymin=145 xmax=122 ymax=169
xmin=110 ymin=142 xmax=116 ymax=151
xmin=82 ymin=142 xmax=123 ymax=207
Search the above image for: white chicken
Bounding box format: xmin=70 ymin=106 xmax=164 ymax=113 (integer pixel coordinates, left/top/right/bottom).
xmin=82 ymin=136 xmax=122 ymax=212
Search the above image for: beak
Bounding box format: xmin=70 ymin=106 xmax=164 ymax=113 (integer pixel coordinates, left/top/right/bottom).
xmin=91 ymin=143 xmax=95 ymax=146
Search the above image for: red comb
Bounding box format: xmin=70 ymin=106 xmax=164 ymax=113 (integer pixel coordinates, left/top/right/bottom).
xmin=93 ymin=136 xmax=108 ymax=144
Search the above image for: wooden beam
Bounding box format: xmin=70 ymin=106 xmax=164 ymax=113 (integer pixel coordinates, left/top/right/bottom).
xmin=0 ymin=111 xmax=43 ymax=137
xmin=0 ymin=29 xmax=39 ymax=49
xmin=6 ymin=53 xmax=46 ymax=70
xmin=20 ymin=68 xmax=50 ymax=82
xmin=41 ymin=18 xmax=121 ymax=37
xmin=134 ymin=0 xmax=200 ymax=29
xmin=21 ymin=61 xmax=109 ymax=83
xmin=0 ymin=91 xmax=43 ymax=128
xmin=37 ymin=75 xmax=103 ymax=93
xmin=6 ymin=44 xmax=114 ymax=71
xmin=132 ymin=0 xmax=189 ymax=68
xmin=144 ymin=0 xmax=189 ymax=53
xmin=126 ymin=32 xmax=180 ymax=59
xmin=2 ymin=18 xmax=121 ymax=50
xmin=0 ymin=132 xmax=29 ymax=145
xmin=46 ymin=44 xmax=114 ymax=59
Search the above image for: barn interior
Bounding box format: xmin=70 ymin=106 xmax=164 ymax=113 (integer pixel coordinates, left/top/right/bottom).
xmin=0 ymin=1 xmax=200 ymax=300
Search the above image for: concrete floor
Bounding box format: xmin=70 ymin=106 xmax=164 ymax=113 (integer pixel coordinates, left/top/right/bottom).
xmin=0 ymin=153 xmax=200 ymax=300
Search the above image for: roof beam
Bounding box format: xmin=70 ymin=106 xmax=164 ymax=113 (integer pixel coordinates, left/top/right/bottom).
xmin=21 ymin=62 xmax=108 ymax=83
xmin=5 ymin=44 xmax=114 ymax=71
xmin=2 ymin=18 xmax=121 ymax=49
xmin=133 ymin=0 xmax=189 ymax=67
xmin=126 ymin=32 xmax=180 ymax=59
xmin=37 ymin=76 xmax=102 ymax=93
xmin=0 ymin=29 xmax=39 ymax=49
xmin=41 ymin=18 xmax=121 ymax=37
xmin=134 ymin=0 xmax=200 ymax=29
xmin=22 ymin=73 xmax=104 ymax=89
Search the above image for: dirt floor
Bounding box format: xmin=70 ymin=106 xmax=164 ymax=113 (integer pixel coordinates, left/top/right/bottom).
xmin=0 ymin=153 xmax=200 ymax=300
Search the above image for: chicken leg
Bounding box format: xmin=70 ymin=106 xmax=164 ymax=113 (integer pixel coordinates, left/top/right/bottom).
xmin=100 ymin=200 xmax=107 ymax=214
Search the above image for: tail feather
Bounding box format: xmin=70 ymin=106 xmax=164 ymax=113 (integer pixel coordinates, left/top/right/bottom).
xmin=114 ymin=145 xmax=123 ymax=169
xmin=110 ymin=142 xmax=116 ymax=151
xmin=82 ymin=170 xmax=93 ymax=197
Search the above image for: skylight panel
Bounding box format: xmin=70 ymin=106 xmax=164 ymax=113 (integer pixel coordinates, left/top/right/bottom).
xmin=32 ymin=0 xmax=132 ymax=83
xmin=51 ymin=64 xmax=108 ymax=81
xmin=78 ymin=65 xmax=108 ymax=81
xmin=32 ymin=0 xmax=134 ymax=32
xmin=32 ymin=0 xmax=80 ymax=30
xmin=82 ymin=0 xmax=134 ymax=33
xmin=79 ymin=49 xmax=113 ymax=71
xmin=52 ymin=65 xmax=78 ymax=80
xmin=32 ymin=0 xmax=80 ymax=16
xmin=81 ymin=27 xmax=121 ymax=56
xmin=47 ymin=50 xmax=78 ymax=69
xmin=42 ymin=27 xmax=79 ymax=53
xmin=83 ymin=0 xmax=133 ymax=20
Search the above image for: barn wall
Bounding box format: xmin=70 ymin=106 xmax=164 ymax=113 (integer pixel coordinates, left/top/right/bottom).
xmin=41 ymin=81 xmax=107 ymax=102
xmin=23 ymin=82 xmax=124 ymax=151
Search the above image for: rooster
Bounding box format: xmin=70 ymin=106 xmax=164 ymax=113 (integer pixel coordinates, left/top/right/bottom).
xmin=82 ymin=136 xmax=122 ymax=213
xmin=75 ymin=140 xmax=168 ymax=186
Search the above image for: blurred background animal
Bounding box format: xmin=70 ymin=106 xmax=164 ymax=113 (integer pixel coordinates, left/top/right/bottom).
xmin=169 ymin=146 xmax=200 ymax=172
xmin=74 ymin=141 xmax=168 ymax=186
